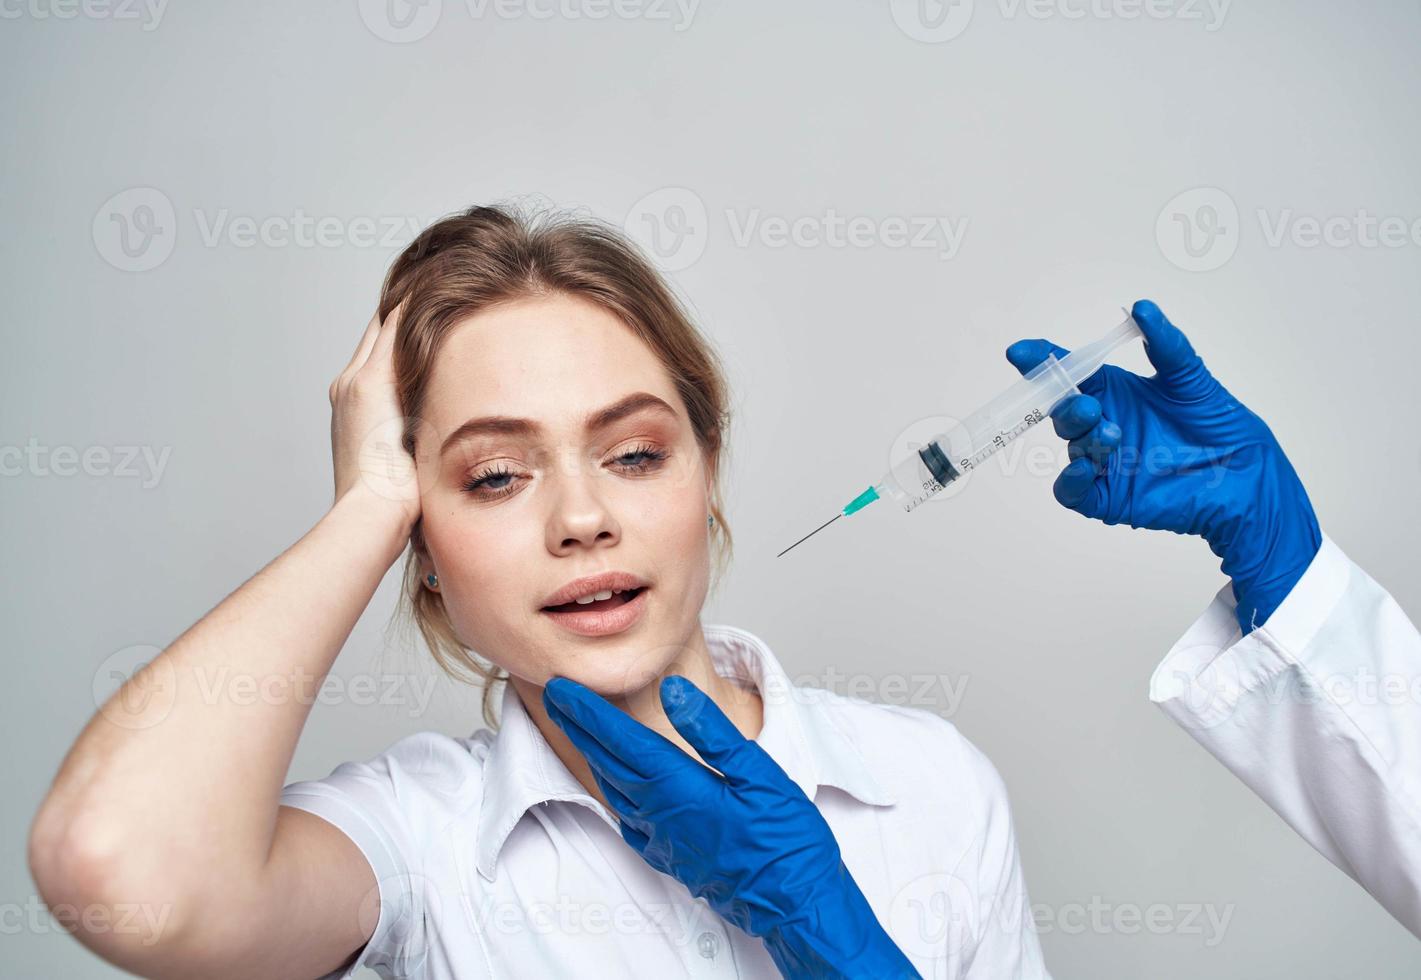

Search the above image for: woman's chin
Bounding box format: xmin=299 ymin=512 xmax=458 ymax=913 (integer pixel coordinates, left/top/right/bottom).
xmin=540 ymin=635 xmax=697 ymax=701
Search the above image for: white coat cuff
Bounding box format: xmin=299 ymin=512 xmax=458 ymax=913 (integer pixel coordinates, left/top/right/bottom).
xmin=1148 ymin=532 xmax=1351 ymax=727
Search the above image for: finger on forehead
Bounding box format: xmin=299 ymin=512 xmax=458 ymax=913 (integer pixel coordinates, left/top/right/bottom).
xmin=344 ymin=311 xmax=383 ymax=374
xmin=369 ymin=301 xmax=405 ymax=363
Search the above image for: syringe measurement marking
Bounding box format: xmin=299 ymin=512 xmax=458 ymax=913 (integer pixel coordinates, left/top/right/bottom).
xmin=903 ymin=480 xmax=945 ymax=512
xmin=902 ymin=408 xmax=1048 ymax=513
xmin=958 ymin=409 xmax=1045 ymax=472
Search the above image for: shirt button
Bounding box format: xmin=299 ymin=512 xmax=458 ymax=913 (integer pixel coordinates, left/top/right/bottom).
xmin=697 ymin=931 xmax=720 ymax=959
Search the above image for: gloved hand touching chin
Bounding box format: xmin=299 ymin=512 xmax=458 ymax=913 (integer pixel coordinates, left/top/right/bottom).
xmin=542 ymin=674 xmax=920 ymax=980
xmin=1005 ymin=298 xmax=1322 ymax=635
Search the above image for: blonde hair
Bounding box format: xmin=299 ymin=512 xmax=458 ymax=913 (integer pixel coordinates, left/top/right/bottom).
xmin=378 ymin=203 xmax=734 ymax=728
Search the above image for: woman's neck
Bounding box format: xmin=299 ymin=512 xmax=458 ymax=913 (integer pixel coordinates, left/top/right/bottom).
xmin=509 ymin=627 xmax=765 ymax=812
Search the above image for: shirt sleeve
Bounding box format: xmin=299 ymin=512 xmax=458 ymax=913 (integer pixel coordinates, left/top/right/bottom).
xmin=958 ymin=740 xmax=1052 ymax=979
xmin=1149 ymin=531 xmax=1421 ymax=939
xmin=279 ymin=734 xmax=436 ymax=980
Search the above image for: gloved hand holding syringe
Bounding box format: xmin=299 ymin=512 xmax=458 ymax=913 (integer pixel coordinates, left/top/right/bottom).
xmin=778 ymin=311 xmax=1144 ymax=557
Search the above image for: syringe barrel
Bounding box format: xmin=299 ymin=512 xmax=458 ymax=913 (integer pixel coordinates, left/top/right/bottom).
xmin=874 ymin=316 xmax=1141 ymax=513
xmin=876 ymin=355 xmax=1074 ymax=509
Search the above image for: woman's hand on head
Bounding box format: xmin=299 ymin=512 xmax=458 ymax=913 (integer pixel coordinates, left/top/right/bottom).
xmin=329 ymin=304 xmax=424 ymax=531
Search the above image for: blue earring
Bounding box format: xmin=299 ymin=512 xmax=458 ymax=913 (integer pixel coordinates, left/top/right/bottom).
xmin=707 ymin=514 xmax=714 ymax=528
xmin=426 ymin=573 xmax=438 ymax=588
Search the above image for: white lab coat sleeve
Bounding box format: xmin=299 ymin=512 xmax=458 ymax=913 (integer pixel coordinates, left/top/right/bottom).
xmin=1149 ymin=531 xmax=1421 ymax=939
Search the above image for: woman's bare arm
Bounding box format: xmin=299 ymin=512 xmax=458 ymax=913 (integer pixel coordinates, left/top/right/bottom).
xmin=27 ymin=309 xmax=423 ymax=979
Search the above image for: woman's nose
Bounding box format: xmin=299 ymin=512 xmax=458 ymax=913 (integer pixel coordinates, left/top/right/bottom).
xmin=545 ymin=452 xmax=620 ymax=552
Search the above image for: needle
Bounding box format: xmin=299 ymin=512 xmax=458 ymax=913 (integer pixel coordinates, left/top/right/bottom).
xmin=776 ymin=512 xmax=843 ymax=558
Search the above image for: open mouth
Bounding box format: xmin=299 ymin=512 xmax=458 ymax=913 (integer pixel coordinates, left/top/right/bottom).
xmin=541 ymin=586 xmax=647 ymax=615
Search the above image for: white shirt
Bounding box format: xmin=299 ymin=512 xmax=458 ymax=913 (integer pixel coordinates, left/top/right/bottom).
xmin=1150 ymin=532 xmax=1421 ymax=939
xmin=283 ymin=531 xmax=1421 ymax=978
xmin=280 ymin=624 xmax=1048 ymax=979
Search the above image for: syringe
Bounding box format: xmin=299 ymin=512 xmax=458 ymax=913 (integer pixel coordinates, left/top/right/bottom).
xmin=778 ymin=313 xmax=1144 ymax=558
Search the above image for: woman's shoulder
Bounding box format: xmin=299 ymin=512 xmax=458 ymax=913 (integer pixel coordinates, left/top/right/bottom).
xmin=281 ymin=727 xmax=497 ymax=829
xmin=796 ymin=686 xmax=1013 ymax=813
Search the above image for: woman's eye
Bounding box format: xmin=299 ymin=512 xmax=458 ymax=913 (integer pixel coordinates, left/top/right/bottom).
xmin=614 ymin=443 xmax=669 ymax=472
xmin=461 ymin=465 xmax=519 ymax=498
xmin=460 ymin=445 xmax=669 ymax=499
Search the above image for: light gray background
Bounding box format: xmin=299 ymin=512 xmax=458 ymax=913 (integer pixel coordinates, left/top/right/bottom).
xmin=4 ymin=1 xmax=1420 ymax=977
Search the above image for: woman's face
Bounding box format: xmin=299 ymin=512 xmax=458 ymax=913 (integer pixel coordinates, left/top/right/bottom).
xmin=414 ymin=292 xmax=716 ymax=696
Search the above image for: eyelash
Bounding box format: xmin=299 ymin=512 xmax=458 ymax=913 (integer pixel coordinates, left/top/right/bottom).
xmin=460 ymin=443 xmax=670 ymax=499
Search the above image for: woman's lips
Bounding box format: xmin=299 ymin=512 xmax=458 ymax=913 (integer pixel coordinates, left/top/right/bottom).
xmin=540 ymin=587 xmax=648 ymax=637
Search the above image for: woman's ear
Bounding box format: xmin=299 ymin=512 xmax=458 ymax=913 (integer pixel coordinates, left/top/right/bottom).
xmin=411 ymin=517 xmax=438 ymax=591
xmin=702 ymin=447 xmax=717 ymax=500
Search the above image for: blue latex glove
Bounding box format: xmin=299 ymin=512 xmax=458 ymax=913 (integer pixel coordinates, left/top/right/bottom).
xmin=1005 ymin=299 xmax=1322 ymax=635
xmin=542 ymin=674 xmax=920 ymax=980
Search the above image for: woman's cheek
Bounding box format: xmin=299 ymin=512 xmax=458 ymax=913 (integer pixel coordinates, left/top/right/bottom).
xmin=429 ymin=516 xmax=518 ymax=632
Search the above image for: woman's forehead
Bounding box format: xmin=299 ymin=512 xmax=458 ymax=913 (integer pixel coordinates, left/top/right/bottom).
xmin=425 ymin=295 xmax=680 ymax=435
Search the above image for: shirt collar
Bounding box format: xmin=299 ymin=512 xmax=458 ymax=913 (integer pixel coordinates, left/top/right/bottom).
xmin=474 ymin=622 xmax=898 ymax=881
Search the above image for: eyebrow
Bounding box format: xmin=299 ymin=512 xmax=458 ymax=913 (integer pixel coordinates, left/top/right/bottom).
xmin=439 ymin=391 xmax=679 ymax=457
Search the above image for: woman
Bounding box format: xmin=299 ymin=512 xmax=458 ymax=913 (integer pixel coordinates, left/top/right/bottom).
xmin=29 ymin=205 xmax=1044 ymax=978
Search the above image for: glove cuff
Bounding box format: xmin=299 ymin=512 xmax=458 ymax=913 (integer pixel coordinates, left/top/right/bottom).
xmin=761 ymin=867 xmax=920 ymax=979
xmin=1214 ymin=500 xmax=1322 ymax=636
